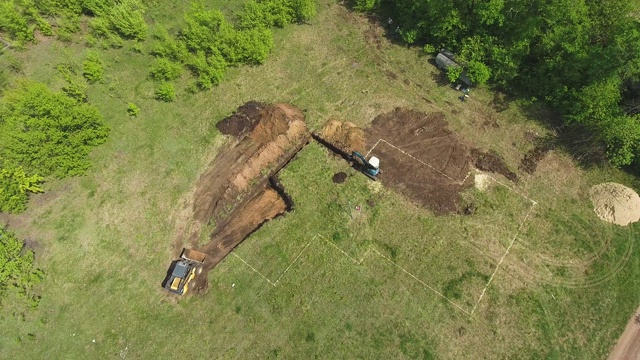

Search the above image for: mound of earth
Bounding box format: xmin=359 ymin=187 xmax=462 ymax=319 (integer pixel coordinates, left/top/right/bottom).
xmin=319 ymin=120 xmax=366 ymax=154
xmin=366 ymin=108 xmax=471 ymax=214
xmin=194 ymin=103 xmax=308 ymax=223
xmin=216 ymin=101 xmax=266 ymax=137
xmin=471 ymin=149 xmax=518 ymax=182
xmin=589 ymin=183 xmax=640 ymax=226
xmin=179 ymin=102 xmax=310 ymax=293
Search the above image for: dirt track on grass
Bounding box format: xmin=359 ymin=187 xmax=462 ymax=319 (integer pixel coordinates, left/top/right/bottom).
xmin=179 ymin=102 xmax=309 ymax=294
xmin=607 ymin=306 xmax=640 ymax=360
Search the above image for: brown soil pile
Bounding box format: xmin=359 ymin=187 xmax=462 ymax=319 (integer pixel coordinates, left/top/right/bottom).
xmin=471 ymin=149 xmax=518 ymax=182
xmin=216 ymin=101 xmax=266 ymax=137
xmin=366 ymin=108 xmax=471 ymax=214
xmin=193 ymin=103 xmax=308 ymax=223
xmin=180 ymin=102 xmax=309 ymax=293
xmin=589 ymin=183 xmax=640 ymax=226
xmin=319 ymin=120 xmax=366 ymax=154
xmin=193 ymin=186 xmax=287 ymax=293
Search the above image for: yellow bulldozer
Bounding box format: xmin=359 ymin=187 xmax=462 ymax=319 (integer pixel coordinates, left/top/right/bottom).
xmin=163 ymin=249 xmax=207 ymax=295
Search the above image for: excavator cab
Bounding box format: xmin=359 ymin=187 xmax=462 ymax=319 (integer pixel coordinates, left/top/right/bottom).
xmin=352 ymin=152 xmax=380 ymax=179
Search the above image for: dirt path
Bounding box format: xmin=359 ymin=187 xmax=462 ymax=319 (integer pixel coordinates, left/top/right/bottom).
xmin=608 ymin=306 xmax=640 ymax=360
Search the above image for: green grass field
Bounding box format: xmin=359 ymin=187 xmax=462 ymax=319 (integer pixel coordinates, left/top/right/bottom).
xmin=2 ymin=1 xmax=640 ymax=358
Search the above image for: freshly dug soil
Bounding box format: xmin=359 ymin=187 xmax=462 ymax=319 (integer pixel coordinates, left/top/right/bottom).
xmin=471 ymin=148 xmax=518 ymax=182
xmin=193 ymin=103 xmax=308 ymax=224
xmin=366 ymin=108 xmax=472 ymax=214
xmin=333 ymin=172 xmax=348 ymax=184
xmin=193 ymin=186 xmax=287 ymax=294
xmin=589 ymin=183 xmax=640 ymax=226
xmin=520 ymin=145 xmax=551 ymax=174
xmin=216 ymin=101 xmax=266 ymax=137
xmin=319 ymin=120 xmax=366 ymax=155
xmin=178 ymin=102 xmax=310 ymax=294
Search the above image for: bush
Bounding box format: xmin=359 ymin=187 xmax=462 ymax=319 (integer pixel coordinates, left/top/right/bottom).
xmin=188 ymin=51 xmax=227 ymax=90
xmin=466 ymin=61 xmax=491 ymax=86
xmin=127 ymin=102 xmax=140 ymax=117
xmin=57 ymin=64 xmax=88 ymax=102
xmin=89 ymin=0 xmax=148 ymax=41
xmin=237 ymin=0 xmax=294 ymax=29
xmin=446 ymin=66 xmax=463 ymax=83
xmin=82 ymin=51 xmax=105 ymax=83
xmin=0 ymin=165 xmax=43 ymax=213
xmin=154 ymin=82 xmax=175 ymax=102
xmin=150 ymin=58 xmax=183 ymax=81
xmin=218 ymin=27 xmax=274 ymax=65
xmin=353 ymin=0 xmax=378 ymax=12
xmin=0 ymin=81 xmax=110 ymax=178
xmin=0 ymin=225 xmax=44 ymax=307
xmin=105 ymin=0 xmax=147 ymax=40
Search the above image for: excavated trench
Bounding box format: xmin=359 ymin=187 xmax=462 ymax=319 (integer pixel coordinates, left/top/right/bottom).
xmin=177 ymin=103 xmax=521 ymax=295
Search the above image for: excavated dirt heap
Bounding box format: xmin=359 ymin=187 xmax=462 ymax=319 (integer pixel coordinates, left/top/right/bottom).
xmin=184 ymin=102 xmax=310 ymax=293
xmin=589 ymin=183 xmax=640 ymax=226
xmin=319 ymin=120 xmax=366 ymax=154
xmin=194 ymin=103 xmax=308 ymax=223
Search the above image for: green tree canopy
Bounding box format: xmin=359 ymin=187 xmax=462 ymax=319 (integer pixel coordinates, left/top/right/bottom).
xmin=0 ymin=81 xmax=110 ymax=178
xmin=362 ymin=0 xmax=640 ymax=166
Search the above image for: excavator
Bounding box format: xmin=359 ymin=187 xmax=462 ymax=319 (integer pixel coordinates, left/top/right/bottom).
xmin=352 ymin=151 xmax=380 ymax=180
xmin=164 ymin=248 xmax=207 ymax=295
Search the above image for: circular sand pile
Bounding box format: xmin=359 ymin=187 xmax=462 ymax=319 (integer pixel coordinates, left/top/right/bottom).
xmin=589 ymin=183 xmax=640 ymax=226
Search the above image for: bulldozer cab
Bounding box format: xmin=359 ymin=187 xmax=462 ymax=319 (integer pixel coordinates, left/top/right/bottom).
xmin=163 ymin=248 xmax=207 ymax=295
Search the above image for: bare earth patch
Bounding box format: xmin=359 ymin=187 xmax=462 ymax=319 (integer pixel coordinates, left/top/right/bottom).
xmin=180 ymin=102 xmax=310 ymax=293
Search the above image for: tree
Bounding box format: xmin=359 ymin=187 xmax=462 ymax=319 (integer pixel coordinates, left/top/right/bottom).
xmin=0 ymin=81 xmax=110 ymax=178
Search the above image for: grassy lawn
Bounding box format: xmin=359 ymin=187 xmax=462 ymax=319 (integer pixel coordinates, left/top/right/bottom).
xmin=1 ymin=1 xmax=640 ymax=358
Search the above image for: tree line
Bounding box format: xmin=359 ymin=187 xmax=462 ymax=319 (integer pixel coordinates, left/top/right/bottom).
xmin=356 ymin=0 xmax=640 ymax=167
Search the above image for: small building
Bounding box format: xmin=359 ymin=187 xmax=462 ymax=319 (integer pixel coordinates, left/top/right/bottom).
xmin=435 ymin=49 xmax=472 ymax=87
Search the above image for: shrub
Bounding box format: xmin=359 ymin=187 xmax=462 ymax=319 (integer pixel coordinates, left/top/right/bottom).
xmin=446 ymin=66 xmax=463 ymax=83
xmin=82 ymin=51 xmax=105 ymax=83
xmin=105 ymin=0 xmax=147 ymax=40
xmin=57 ymin=64 xmax=88 ymax=102
xmin=466 ymin=61 xmax=491 ymax=86
xmin=150 ymin=58 xmax=183 ymax=81
xmin=0 ymin=165 xmax=43 ymax=213
xmin=0 ymin=225 xmax=44 ymax=307
xmin=218 ymin=27 xmax=273 ymax=65
xmin=188 ymin=51 xmax=227 ymax=90
xmin=127 ymin=102 xmax=140 ymax=117
xmin=89 ymin=0 xmax=148 ymax=41
xmin=154 ymin=82 xmax=175 ymax=102
xmin=353 ymin=0 xmax=378 ymax=12
xmin=0 ymin=81 xmax=110 ymax=178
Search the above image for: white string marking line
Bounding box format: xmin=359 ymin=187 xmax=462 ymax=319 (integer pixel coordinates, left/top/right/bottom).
xmin=315 ymin=234 xmax=470 ymax=314
xmin=469 ymin=202 xmax=538 ymax=317
xmin=232 ymin=237 xmax=315 ymax=287
xmin=371 ymin=248 xmax=471 ymax=315
xmin=366 ymin=139 xmax=470 ymax=185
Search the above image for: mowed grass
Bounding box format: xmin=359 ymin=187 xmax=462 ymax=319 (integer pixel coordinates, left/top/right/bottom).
xmin=1 ymin=1 xmax=640 ymax=358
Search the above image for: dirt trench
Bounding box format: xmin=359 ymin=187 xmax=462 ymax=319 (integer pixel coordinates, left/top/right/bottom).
xmin=180 ymin=102 xmax=310 ymax=294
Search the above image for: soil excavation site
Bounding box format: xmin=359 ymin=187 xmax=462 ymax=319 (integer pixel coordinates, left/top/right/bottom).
xmin=175 ymin=102 xmax=519 ymax=294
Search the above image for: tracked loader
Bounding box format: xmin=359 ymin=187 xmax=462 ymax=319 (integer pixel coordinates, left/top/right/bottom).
xmin=164 ymin=249 xmax=207 ymax=295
